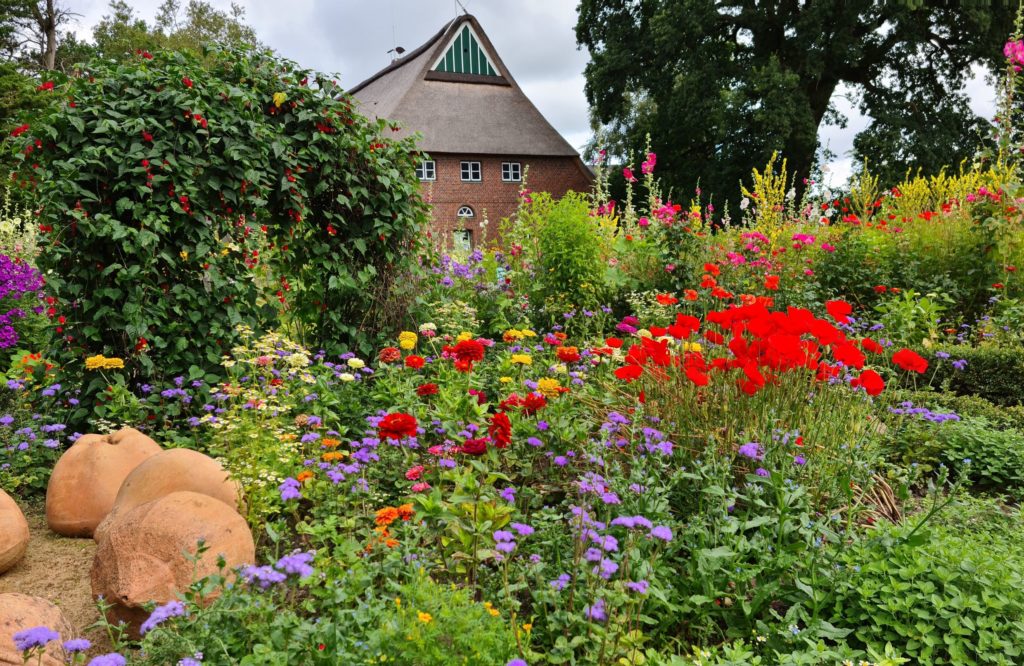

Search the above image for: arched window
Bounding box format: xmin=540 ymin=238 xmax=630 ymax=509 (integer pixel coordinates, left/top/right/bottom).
xmin=457 ymin=205 xmax=475 ymax=218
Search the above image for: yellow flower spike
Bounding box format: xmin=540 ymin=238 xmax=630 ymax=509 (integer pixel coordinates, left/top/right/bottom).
xmin=273 ymin=92 xmax=286 ymax=108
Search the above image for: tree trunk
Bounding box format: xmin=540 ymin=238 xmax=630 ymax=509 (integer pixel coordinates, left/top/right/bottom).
xmin=42 ymin=0 xmax=56 ymax=70
xmin=790 ymin=77 xmax=840 ymax=201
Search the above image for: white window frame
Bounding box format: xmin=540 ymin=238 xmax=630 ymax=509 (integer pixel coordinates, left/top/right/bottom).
xmin=453 ymin=229 xmax=473 ymax=252
xmin=502 ymin=162 xmax=522 ymax=182
xmin=461 ymin=161 xmax=482 ymax=182
xmin=457 ymin=205 xmax=475 ymax=218
xmin=416 ymin=160 xmax=436 ymax=182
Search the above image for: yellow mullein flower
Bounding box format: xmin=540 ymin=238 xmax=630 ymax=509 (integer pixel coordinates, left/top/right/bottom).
xmin=536 ymin=377 xmax=561 ymax=398
xmin=417 ymin=611 xmax=432 ymax=623
xmin=510 ymin=354 xmax=532 ymax=365
xmin=398 ymin=331 xmax=417 ymax=350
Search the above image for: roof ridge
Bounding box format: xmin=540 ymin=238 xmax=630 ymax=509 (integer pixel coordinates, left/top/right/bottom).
xmin=348 ymin=15 xmax=464 ymax=94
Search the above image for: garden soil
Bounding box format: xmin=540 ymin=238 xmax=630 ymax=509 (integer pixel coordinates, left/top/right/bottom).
xmin=0 ymin=502 xmax=108 ymax=653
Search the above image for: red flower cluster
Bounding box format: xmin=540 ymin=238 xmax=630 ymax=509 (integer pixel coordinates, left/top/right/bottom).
xmin=556 ymin=346 xmax=581 ymax=363
xmin=379 ymin=346 xmax=401 ymax=363
xmin=447 ymin=338 xmax=485 ymax=372
xmin=499 ymin=392 xmax=547 ymax=415
xmin=892 ymin=348 xmax=928 ymax=374
xmin=378 ymin=412 xmax=418 ymax=440
xmin=614 ymin=301 xmax=890 ymax=397
xmin=416 ymin=383 xmax=438 ymax=397
xmin=461 ymin=437 xmax=488 ymax=456
xmin=488 ymin=412 xmax=512 ymax=448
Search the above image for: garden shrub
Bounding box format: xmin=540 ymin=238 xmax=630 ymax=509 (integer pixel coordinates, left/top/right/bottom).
xmin=12 ymin=45 xmax=426 ymax=393
xmin=921 ymin=343 xmax=1024 ymax=405
xmin=827 ymin=510 xmax=1024 ymax=664
xmin=889 ymin=389 xmax=1024 ymax=430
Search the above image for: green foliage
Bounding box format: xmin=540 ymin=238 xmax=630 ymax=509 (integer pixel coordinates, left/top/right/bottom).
xmin=924 ymin=343 xmax=1024 ymax=406
xmin=14 ymin=45 xmax=426 ymax=403
xmin=827 ymin=507 xmax=1024 ymax=664
xmin=576 ymin=0 xmax=1014 ymax=209
xmin=890 ymin=389 xmax=1024 ymax=430
xmin=873 ymin=290 xmax=953 ymax=346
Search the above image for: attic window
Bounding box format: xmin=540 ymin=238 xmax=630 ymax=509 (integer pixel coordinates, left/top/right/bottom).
xmin=434 ymin=25 xmax=499 ymax=76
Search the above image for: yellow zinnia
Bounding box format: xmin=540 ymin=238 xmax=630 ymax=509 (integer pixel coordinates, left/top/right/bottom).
xmin=510 ymin=354 xmax=532 ymax=365
xmin=536 ymin=377 xmax=561 ymax=398
xmin=456 ymin=331 xmax=474 ymax=342
xmin=398 ymin=331 xmax=417 ymax=350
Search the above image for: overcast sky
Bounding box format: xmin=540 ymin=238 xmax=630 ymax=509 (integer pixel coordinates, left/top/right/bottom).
xmin=69 ymin=0 xmax=999 ymax=186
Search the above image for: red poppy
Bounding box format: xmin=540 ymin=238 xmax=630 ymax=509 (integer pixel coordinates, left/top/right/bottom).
xmin=825 ymin=300 xmax=853 ymax=323
xmin=416 ymin=383 xmax=438 ymax=397
xmin=606 ymin=337 xmax=624 ymax=349
xmin=685 ymin=366 xmax=709 ymax=386
xmin=404 ymin=355 xmax=425 ymax=369
xmin=853 ymin=369 xmax=885 ymax=396
xmin=764 ymin=275 xmax=779 ymax=291
xmin=892 ymin=348 xmax=928 ymax=374
xmin=704 ymin=262 xmax=720 ymax=276
xmin=832 ymin=343 xmax=865 ymax=369
xmin=182 ymin=77 xmax=193 ymax=88
xmin=378 ymin=412 xmax=418 ymax=440
xmin=655 ymin=293 xmax=678 ymax=305
xmin=557 ymin=346 xmax=581 ymax=363
xmin=461 ymin=437 xmax=488 ymax=456
xmin=615 ymin=365 xmax=643 ymax=381
xmin=488 ymin=412 xmax=512 ymax=448
xmin=684 ymin=289 xmax=699 ymax=301
xmin=860 ymin=338 xmax=883 ymax=354
xmin=873 ymin=285 xmax=887 ymax=293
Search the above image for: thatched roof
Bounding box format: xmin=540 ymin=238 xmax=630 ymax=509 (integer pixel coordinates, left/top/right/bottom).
xmin=349 ymin=14 xmax=581 ymax=158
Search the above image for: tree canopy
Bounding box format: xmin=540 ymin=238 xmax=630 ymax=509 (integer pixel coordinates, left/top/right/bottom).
xmin=576 ymin=1 xmax=1015 ymax=204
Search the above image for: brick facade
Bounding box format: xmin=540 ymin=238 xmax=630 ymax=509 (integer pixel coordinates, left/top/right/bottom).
xmin=418 ymin=153 xmax=593 ymax=248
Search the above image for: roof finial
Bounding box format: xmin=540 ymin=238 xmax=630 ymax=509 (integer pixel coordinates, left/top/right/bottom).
xmin=455 ymin=0 xmax=469 ymax=15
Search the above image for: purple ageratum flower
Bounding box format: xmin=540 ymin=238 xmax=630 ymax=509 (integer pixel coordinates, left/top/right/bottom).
xmin=63 ymin=638 xmax=92 ymax=653
xmin=625 ymin=580 xmax=649 ymax=594
xmin=178 ymin=659 xmax=203 ymax=666
xmin=278 ymin=477 xmax=301 ymax=501
xmin=13 ymin=626 xmax=59 ymax=651
xmin=610 ymin=515 xmax=637 ymax=529
xmin=0 ymin=414 xmax=12 ymax=427
xmin=550 ymin=573 xmax=571 ymax=591
xmin=594 ymin=558 xmax=619 ymax=579
xmin=793 ymin=455 xmax=807 ymax=466
xmin=526 ymin=436 xmax=543 ymax=447
xmin=495 ymin=541 xmax=517 ymax=553
xmin=536 ymin=421 xmax=549 ymax=431
xmin=275 ymin=551 xmax=315 ymax=578
xmin=510 ymin=522 xmax=534 ymax=536
xmin=649 ymin=525 xmax=673 ymax=542
xmin=507 ymin=660 xmax=528 ymax=666
xmin=241 ymin=564 xmax=287 ymax=588
xmin=584 ymin=598 xmax=607 ymax=622
xmin=935 ymin=351 xmax=951 ymax=359
xmin=140 ymin=600 xmax=186 ymax=634
xmin=499 ymin=486 xmax=516 ymax=503
xmin=952 ymin=359 xmax=968 ymax=371
xmin=87 ymin=654 xmax=127 ymax=666
xmin=493 ymin=530 xmax=515 ymax=542
xmin=737 ymin=442 xmax=764 ymax=461
xmin=755 ymin=467 xmax=770 ymax=477
xmin=300 ymin=432 xmax=320 ymax=443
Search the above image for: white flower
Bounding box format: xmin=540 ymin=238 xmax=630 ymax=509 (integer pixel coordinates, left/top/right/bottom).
xmin=419 ymin=322 xmax=437 ymax=333
xmin=786 ymin=187 xmax=796 ymax=200
xmin=347 ymin=358 xmax=365 ymax=369
xmin=340 ymin=372 xmax=355 ymax=382
xmin=739 ymin=197 xmax=750 ymax=210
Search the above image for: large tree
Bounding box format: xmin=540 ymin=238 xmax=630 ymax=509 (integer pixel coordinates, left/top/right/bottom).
xmin=576 ymin=1 xmax=1015 ymax=204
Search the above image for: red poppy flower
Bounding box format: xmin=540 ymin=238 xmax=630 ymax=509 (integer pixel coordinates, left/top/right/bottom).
xmin=854 ymin=369 xmax=886 ymax=396
xmin=404 ymin=354 xmax=425 ymax=369
xmin=703 ymin=262 xmax=720 ymax=276
xmin=488 ymin=412 xmax=512 ymax=448
xmin=655 ymin=293 xmax=678 ymax=305
xmin=860 ymin=338 xmax=883 ymax=354
xmin=684 ymin=289 xmax=699 ymax=301
xmin=685 ymin=366 xmax=709 ymax=386
xmin=873 ymin=285 xmax=887 ymax=293
xmin=461 ymin=437 xmax=488 ymax=456
xmin=557 ymin=346 xmax=581 ymax=363
xmin=606 ymin=337 xmax=624 ymax=349
xmin=764 ymin=275 xmax=779 ymax=291
xmin=832 ymin=343 xmax=866 ymax=369
xmin=416 ymin=383 xmax=438 ymax=397
xmin=892 ymin=348 xmax=928 ymax=374
xmin=825 ymin=300 xmax=853 ymax=323
xmin=378 ymin=412 xmax=418 ymax=440
xmin=615 ymin=365 xmax=643 ymax=381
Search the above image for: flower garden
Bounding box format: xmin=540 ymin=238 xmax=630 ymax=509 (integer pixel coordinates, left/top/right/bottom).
xmin=3 ymin=39 xmax=1024 ymax=666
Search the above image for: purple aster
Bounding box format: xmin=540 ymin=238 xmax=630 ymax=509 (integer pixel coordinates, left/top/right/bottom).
xmin=507 ymin=660 xmax=528 ymax=666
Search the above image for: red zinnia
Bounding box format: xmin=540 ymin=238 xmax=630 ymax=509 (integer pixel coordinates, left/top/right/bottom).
xmin=606 ymin=337 xmax=624 ymax=349
xmin=379 ymin=346 xmax=401 ymax=363
xmin=405 ymin=354 xmax=425 ymax=369
xmin=556 ymin=346 xmax=581 ymax=363
xmin=764 ymin=275 xmax=779 ymax=291
xmin=416 ymin=383 xmax=438 ymax=397
xmin=452 ymin=339 xmax=485 ymax=364
xmin=892 ymin=348 xmax=928 ymax=374
xmin=461 ymin=437 xmax=488 ymax=456
xmin=522 ymin=392 xmax=547 ymax=415
xmin=488 ymin=412 xmax=512 ymax=448
xmin=378 ymin=412 xmax=418 ymax=440
xmin=655 ymin=293 xmax=678 ymax=305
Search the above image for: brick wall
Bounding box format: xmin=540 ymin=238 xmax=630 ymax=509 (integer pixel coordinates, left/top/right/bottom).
xmin=418 ymin=153 xmax=593 ymax=248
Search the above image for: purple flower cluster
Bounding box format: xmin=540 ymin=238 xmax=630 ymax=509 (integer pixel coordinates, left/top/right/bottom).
xmin=140 ymin=600 xmax=186 ymax=634
xmin=13 ymin=626 xmax=59 ymax=651
xmin=888 ymin=401 xmax=960 ymax=424
xmin=242 ymin=551 xmax=315 ymax=588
